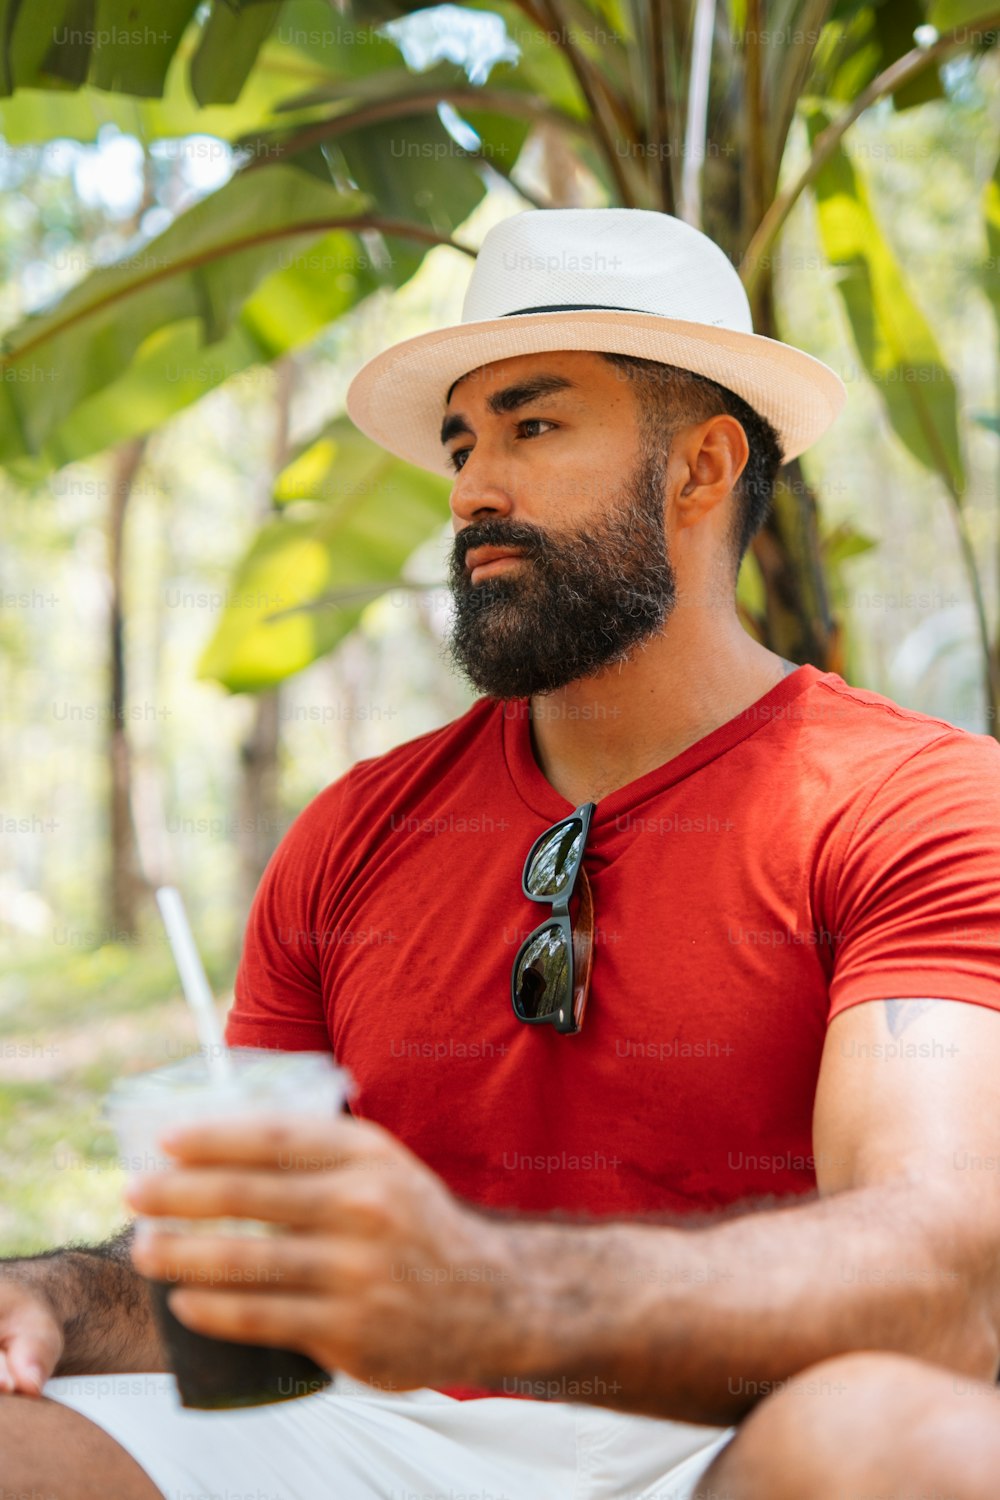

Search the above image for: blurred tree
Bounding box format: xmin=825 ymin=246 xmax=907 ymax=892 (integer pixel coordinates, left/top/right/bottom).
xmin=106 ymin=433 xmax=148 ymax=936
xmin=235 ymin=357 xmax=295 ymax=925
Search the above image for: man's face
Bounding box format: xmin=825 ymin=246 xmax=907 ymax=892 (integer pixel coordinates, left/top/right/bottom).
xmin=443 ymin=350 xmax=679 ymax=699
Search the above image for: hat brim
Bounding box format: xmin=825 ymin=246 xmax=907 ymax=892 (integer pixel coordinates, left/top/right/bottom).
xmin=345 ymin=309 xmax=846 ymax=476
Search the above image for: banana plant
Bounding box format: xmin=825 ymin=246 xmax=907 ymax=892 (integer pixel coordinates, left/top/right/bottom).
xmin=1 ymin=0 xmax=998 ymax=696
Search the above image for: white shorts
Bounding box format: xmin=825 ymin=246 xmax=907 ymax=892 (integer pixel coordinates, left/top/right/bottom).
xmin=45 ymin=1370 xmax=735 ymax=1500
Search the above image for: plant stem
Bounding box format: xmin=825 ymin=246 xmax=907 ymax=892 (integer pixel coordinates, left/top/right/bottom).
xmin=514 ymin=0 xmax=644 ymax=149
xmin=647 ymin=0 xmax=674 ymax=212
xmin=530 ymin=0 xmax=638 ymax=204
xmin=742 ymin=0 xmax=766 ymax=259
xmin=680 ymin=0 xmax=716 ymax=227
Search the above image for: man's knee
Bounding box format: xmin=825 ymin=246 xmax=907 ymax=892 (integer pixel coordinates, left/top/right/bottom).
xmin=695 ymin=1351 xmax=1000 ymax=1500
xmin=0 ymin=1391 xmax=163 ymax=1500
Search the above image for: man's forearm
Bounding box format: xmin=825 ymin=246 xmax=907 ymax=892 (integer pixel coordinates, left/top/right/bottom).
xmin=495 ymin=1180 xmax=1000 ymax=1423
xmin=4 ymin=1223 xmax=167 ymax=1375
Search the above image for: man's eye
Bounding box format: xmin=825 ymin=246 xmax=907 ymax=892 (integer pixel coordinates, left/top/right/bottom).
xmin=448 ymin=419 xmax=554 ymax=474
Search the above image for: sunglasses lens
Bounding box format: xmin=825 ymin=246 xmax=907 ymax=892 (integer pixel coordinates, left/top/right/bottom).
xmin=513 ymin=925 xmax=571 ymax=1020
xmin=525 ymin=818 xmax=584 ymax=899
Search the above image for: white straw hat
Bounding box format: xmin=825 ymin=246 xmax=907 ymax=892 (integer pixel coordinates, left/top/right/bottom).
xmin=346 ymin=207 xmax=846 ymax=475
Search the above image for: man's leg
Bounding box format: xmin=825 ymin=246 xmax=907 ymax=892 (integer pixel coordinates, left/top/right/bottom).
xmin=43 ymin=1370 xmax=585 ymax=1500
xmin=0 ymin=1394 xmax=162 ymax=1500
xmin=694 ymin=1352 xmax=1000 ymax=1500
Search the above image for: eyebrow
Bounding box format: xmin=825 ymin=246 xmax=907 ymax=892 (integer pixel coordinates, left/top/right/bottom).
xmin=440 ymin=374 xmax=578 ymax=448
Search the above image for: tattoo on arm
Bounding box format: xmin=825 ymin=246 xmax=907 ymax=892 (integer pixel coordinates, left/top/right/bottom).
xmin=884 ymin=998 xmax=943 ymax=1039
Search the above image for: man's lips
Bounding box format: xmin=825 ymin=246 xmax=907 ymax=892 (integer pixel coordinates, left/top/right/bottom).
xmin=464 ymin=546 xmax=526 ymax=583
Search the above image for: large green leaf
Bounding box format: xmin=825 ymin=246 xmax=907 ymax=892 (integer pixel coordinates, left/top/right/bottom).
xmin=5 ymin=0 xmax=95 ymax=93
xmin=0 ymin=1 xmax=400 ymax=142
xmin=0 ymin=0 xmax=341 ymax=103
xmin=0 ymin=45 xmax=324 ymax=143
xmin=1 ymin=0 xmax=202 ymax=98
xmin=459 ymin=100 xmax=536 ymax=177
xmin=350 ymin=106 xmax=529 ymax=268
xmin=0 ymin=166 xmax=386 ymax=465
xmin=189 ymin=0 xmax=284 ymax=107
xmin=248 ymin=57 xmax=560 ymax=201
xmin=323 ymin=112 xmax=491 ymax=258
xmin=87 ymin=0 xmax=200 ymax=97
xmin=274 ymin=415 xmax=395 ymax=507
xmin=198 ymin=419 xmax=451 ymax=691
xmin=806 ymin=103 xmax=965 ymax=498
xmin=240 ymin=70 xmax=534 ymax=276
xmin=4 ymin=225 xmax=393 ymax=477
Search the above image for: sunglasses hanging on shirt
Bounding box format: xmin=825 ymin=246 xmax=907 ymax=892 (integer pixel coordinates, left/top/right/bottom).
xmin=511 ymin=802 xmax=597 ymax=1035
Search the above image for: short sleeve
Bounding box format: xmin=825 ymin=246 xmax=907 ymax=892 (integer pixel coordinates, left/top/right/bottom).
xmin=224 ymin=779 xmax=349 ymax=1050
xmin=826 ymin=729 xmax=1000 ymax=1020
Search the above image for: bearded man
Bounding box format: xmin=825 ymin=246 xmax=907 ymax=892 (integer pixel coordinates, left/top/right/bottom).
xmin=4 ymin=208 xmax=999 ymax=1500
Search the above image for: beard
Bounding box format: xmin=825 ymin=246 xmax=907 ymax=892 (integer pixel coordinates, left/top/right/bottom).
xmin=446 ymin=449 xmax=677 ymax=700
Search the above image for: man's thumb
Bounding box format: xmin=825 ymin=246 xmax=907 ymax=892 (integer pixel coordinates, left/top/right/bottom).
xmin=8 ymin=1347 xmax=51 ymax=1394
xmin=4 ymin=1313 xmax=62 ymax=1395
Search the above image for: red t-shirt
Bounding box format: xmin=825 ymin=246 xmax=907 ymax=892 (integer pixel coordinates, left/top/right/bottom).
xmin=226 ymin=664 xmax=1000 ymax=1393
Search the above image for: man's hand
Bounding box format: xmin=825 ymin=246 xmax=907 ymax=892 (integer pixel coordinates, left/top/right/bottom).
xmin=126 ymin=1114 xmax=517 ymax=1393
xmin=126 ymin=1002 xmax=1000 ymax=1423
xmin=0 ymin=1274 xmax=64 ymax=1395
xmin=0 ymin=1231 xmax=167 ymax=1385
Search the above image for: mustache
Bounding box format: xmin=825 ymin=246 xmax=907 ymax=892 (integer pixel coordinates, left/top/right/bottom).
xmin=451 ymin=520 xmax=550 ymax=572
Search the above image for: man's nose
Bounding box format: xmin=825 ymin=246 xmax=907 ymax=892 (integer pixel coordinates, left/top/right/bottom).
xmin=449 ymin=454 xmax=514 ymax=527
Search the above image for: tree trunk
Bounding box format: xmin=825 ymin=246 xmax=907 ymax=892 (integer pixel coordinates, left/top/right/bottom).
xmin=237 ymin=688 xmax=283 ymax=917
xmin=236 ymin=359 xmax=296 ymax=933
xmin=106 ymin=436 xmax=148 ymax=938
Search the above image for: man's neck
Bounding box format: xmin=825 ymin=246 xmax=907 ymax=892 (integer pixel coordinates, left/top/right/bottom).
xmin=526 ymin=619 xmax=800 ymax=806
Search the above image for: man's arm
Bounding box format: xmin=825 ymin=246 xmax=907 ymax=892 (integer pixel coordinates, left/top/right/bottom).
xmin=128 ymin=997 xmax=1000 ymax=1422
xmin=492 ymin=996 xmax=1000 ymax=1421
xmin=2 ymin=1222 xmax=167 ymax=1381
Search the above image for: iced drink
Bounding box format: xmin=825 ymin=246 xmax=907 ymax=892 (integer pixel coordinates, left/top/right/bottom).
xmin=106 ymin=1047 xmax=351 ymax=1410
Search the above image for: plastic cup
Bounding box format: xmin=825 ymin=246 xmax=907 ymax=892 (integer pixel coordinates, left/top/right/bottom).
xmin=105 ymin=1047 xmax=352 ymax=1410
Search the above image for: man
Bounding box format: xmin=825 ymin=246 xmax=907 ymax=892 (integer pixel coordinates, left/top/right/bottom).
xmin=2 ymin=208 xmax=999 ymax=1500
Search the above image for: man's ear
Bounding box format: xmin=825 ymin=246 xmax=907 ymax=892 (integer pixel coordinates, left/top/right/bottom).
xmin=674 ymin=414 xmax=748 ymax=527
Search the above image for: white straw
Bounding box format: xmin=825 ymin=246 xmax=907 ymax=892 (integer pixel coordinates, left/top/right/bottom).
xmin=155 ymin=886 xmax=233 ymax=1083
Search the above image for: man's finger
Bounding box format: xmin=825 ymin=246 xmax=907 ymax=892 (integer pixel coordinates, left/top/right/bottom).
xmin=7 ymin=1346 xmax=48 ymax=1396
xmin=2 ymin=1317 xmax=60 ymax=1396
xmin=131 ymin=1229 xmax=342 ymax=1292
xmin=126 ymin=1161 xmax=400 ymax=1232
xmin=127 ymin=1167 xmax=340 ymax=1227
xmin=167 ymin=1286 xmax=326 ymax=1355
xmin=155 ymin=1113 xmax=401 ymax=1171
